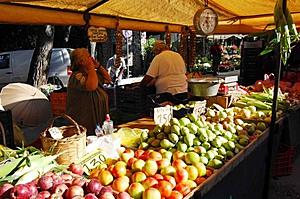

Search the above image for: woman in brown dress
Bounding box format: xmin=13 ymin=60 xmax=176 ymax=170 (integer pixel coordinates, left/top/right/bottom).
xmin=66 ymin=48 xmax=111 ymax=135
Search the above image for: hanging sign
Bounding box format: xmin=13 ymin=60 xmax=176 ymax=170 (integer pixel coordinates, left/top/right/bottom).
xmin=154 ymin=106 xmax=173 ymax=125
xmin=87 ymin=26 xmax=108 ymax=42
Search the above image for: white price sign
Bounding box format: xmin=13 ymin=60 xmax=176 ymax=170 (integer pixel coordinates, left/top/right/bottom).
xmin=193 ymin=100 xmax=207 ymax=117
xmin=154 ymin=106 xmax=173 ymax=125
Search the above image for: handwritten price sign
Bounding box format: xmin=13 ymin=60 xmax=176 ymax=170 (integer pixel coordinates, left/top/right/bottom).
xmin=193 ymin=100 xmax=207 ymax=117
xmin=154 ymin=106 xmax=173 ymax=125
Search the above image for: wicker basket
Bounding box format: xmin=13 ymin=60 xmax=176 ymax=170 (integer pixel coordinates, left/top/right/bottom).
xmin=40 ymin=114 xmax=86 ymax=165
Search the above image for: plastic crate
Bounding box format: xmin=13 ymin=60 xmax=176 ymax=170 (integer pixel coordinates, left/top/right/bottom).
xmin=272 ymin=144 xmax=296 ymax=177
xmin=50 ymin=91 xmax=67 ymax=116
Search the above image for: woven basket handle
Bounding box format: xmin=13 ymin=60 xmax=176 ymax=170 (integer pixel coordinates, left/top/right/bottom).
xmin=50 ymin=114 xmax=81 ymax=134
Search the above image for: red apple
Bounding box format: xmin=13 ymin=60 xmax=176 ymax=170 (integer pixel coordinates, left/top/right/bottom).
xmin=36 ymin=191 xmax=51 ymax=199
xmin=38 ymin=175 xmax=54 ymax=191
xmin=98 ymin=170 xmax=114 ymax=186
xmin=50 ymin=193 xmax=63 ymax=199
xmin=0 ymin=183 xmax=13 ymax=198
xmin=142 ymin=187 xmax=161 ymax=199
xmin=121 ymin=149 xmax=135 ymax=163
xmin=153 ymin=174 xmax=164 ymax=181
xmin=112 ymin=176 xmax=130 ymax=192
xmin=142 ymin=177 xmax=158 ymax=189
xmin=157 ymin=158 xmax=171 ymax=170
xmin=142 ymin=160 xmax=158 ymax=177
xmin=99 ymin=192 xmax=115 ymax=199
xmin=84 ymin=193 xmax=98 ymax=199
xmin=99 ymin=186 xmax=113 ymax=196
xmin=148 ymin=151 xmax=162 ymax=161
xmin=131 ymin=171 xmax=147 ymax=183
xmin=175 ymin=183 xmax=190 ymax=196
xmin=72 ymin=177 xmax=87 ymax=187
xmin=68 ymin=163 xmax=84 ymax=176
xmin=64 ymin=185 xmax=84 ymax=199
xmin=131 ymin=159 xmax=145 ymax=172
xmin=157 ymin=180 xmax=172 ymax=198
xmin=172 ymin=159 xmax=187 ymax=169
xmin=117 ymin=192 xmax=131 ymax=199
xmin=168 ymin=190 xmax=183 ymax=199
xmin=52 ymin=183 xmax=68 ymax=196
xmin=10 ymin=184 xmax=30 ymax=199
xmin=61 ymin=174 xmax=73 ymax=186
xmin=112 ymin=162 xmax=127 ymax=178
xmin=128 ymin=182 xmax=145 ymax=199
xmin=127 ymin=157 xmax=138 ymax=167
xmin=86 ymin=179 xmax=103 ymax=195
xmin=163 ymin=175 xmax=176 ymax=189
xmin=52 ymin=175 xmax=63 ymax=187
xmin=174 ymin=168 xmax=189 ymax=183
xmin=173 ymin=151 xmax=185 ymax=160
xmin=134 ymin=149 xmax=145 ymax=159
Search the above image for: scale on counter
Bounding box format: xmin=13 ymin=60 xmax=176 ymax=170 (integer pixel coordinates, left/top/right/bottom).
xmin=217 ymin=75 xmax=239 ymax=95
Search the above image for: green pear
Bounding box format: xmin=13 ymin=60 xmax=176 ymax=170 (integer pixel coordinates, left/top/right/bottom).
xmin=202 ymin=142 xmax=211 ymax=150
xmin=163 ymin=124 xmax=171 ymax=134
xmin=199 ymin=156 xmax=209 ymax=165
xmin=160 ymin=139 xmax=174 ymax=149
xmin=185 ymin=152 xmax=200 ymax=165
xmin=177 ymin=142 xmax=188 ymax=152
xmin=181 ymin=126 xmax=190 ymax=136
xmin=156 ymin=132 xmax=167 ymax=140
xmin=211 ymin=139 xmax=222 ymax=148
xmin=193 ymin=138 xmax=201 ymax=146
xmin=187 ymin=113 xmax=198 ymax=122
xmin=170 ymin=118 xmax=180 ymax=126
xmin=150 ymin=139 xmax=161 ymax=147
xmin=184 ymin=134 xmax=195 ymax=147
xmin=239 ymin=138 xmax=249 ymax=146
xmin=171 ymin=125 xmax=181 ymax=136
xmin=168 ymin=133 xmax=179 ymax=144
xmin=179 ymin=117 xmax=191 ymax=127
xmin=226 ymin=151 xmax=234 ymax=159
xmin=140 ymin=131 xmax=148 ymax=141
xmin=218 ymin=147 xmax=227 ymax=156
xmin=187 ymin=123 xmax=199 ymax=134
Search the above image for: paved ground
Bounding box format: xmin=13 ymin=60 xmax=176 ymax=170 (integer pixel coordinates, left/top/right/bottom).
xmin=269 ymin=148 xmax=300 ymax=199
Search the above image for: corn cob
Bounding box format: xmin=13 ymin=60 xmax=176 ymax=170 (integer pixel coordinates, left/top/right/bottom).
xmin=16 ymin=162 xmax=57 ymax=185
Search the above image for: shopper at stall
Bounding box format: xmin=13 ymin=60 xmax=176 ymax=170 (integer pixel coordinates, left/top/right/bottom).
xmin=66 ymin=48 xmax=112 ymax=135
xmin=210 ymin=41 xmax=223 ymax=75
xmin=141 ymin=40 xmax=188 ymax=103
xmin=106 ymin=45 xmax=126 ymax=84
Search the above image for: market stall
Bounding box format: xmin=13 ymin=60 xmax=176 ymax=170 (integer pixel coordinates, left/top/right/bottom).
xmin=0 ymin=0 xmax=300 ymax=199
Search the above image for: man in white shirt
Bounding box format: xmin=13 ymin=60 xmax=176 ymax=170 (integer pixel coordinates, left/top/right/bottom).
xmin=141 ymin=40 xmax=188 ymax=103
xmin=106 ymin=54 xmax=126 ymax=83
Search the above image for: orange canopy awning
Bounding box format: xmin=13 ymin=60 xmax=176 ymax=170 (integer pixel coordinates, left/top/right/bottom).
xmin=0 ymin=0 xmax=299 ymax=33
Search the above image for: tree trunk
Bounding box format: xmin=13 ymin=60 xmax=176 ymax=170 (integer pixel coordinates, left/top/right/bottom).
xmin=132 ymin=31 xmax=142 ymax=76
xmin=27 ymin=25 xmax=55 ymax=87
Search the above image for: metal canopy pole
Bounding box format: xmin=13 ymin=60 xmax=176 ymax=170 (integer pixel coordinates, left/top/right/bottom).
xmin=263 ymin=1 xmax=286 ymax=198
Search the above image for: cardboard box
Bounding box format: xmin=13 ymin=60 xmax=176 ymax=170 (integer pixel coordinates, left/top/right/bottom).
xmin=204 ymin=95 xmax=232 ymax=108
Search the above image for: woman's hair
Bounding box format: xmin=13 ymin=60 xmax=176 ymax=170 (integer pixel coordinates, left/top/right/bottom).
xmin=70 ymin=48 xmax=90 ymax=71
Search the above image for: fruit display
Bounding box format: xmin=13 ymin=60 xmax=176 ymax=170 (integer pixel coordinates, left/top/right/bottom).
xmin=1 ymin=83 xmax=298 ymax=199
xmin=88 ymin=147 xmax=212 ymax=198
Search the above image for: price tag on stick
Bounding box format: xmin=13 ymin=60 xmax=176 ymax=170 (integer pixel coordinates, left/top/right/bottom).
xmin=154 ymin=106 xmax=173 ymax=125
xmin=193 ymin=100 xmax=207 ymax=117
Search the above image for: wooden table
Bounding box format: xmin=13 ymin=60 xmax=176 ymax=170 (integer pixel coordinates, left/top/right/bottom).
xmin=117 ymin=117 xmax=155 ymax=130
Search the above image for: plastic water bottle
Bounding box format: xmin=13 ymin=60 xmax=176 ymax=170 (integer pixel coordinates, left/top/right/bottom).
xmin=102 ymin=114 xmax=114 ymax=135
xmin=95 ymin=123 xmax=103 ymax=137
